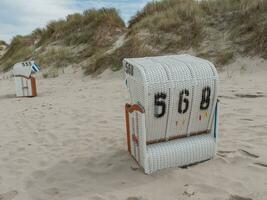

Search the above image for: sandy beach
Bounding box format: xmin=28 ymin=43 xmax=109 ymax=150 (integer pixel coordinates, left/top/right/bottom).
xmin=0 ymin=57 xmax=266 ymax=200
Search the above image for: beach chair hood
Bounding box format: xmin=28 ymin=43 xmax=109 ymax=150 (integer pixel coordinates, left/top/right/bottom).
xmin=13 ymin=61 xmax=40 ymax=78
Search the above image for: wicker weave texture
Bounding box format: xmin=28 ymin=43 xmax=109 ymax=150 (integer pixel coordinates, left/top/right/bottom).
xmin=123 ymin=54 xmax=219 ymax=174
xmin=146 ymin=134 xmax=215 ymax=173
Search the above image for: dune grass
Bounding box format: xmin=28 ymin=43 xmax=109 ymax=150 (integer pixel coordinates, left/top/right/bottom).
xmin=42 ymin=68 xmax=59 ymax=79
xmin=0 ymin=8 xmax=125 ymax=72
xmin=201 ymin=0 xmax=267 ymax=58
xmin=129 ymin=0 xmax=205 ymax=50
xmin=88 ymin=0 xmax=267 ymax=73
xmin=0 ymin=40 xmax=7 ymax=46
xmin=0 ymin=36 xmax=34 ymax=71
xmin=38 ymin=8 xmax=125 ymax=47
xmin=84 ymin=35 xmax=156 ymax=75
xmin=125 ymin=0 xmax=267 ymax=67
xmin=1 ymin=1 xmax=266 ymax=74
xmin=36 ymin=47 xmax=73 ymax=68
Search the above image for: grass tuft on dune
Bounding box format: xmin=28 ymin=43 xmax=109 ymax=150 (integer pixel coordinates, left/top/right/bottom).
xmin=0 ymin=8 xmax=125 ymax=72
xmin=0 ymin=0 xmax=266 ymax=74
xmin=90 ymin=0 xmax=266 ymax=73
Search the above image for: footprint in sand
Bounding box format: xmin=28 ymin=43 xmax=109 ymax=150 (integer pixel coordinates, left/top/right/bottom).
xmin=235 ymin=93 xmax=265 ymax=98
xmin=0 ymin=190 xmax=18 ymax=200
xmin=32 ymin=170 xmax=47 ymax=179
xmin=183 ymin=185 xmax=195 ymax=197
xmin=235 ymin=108 xmax=252 ymax=114
xmin=90 ymin=195 xmax=106 ymax=200
xmin=14 ymin=158 xmax=30 ymax=165
xmin=238 ymin=149 xmax=259 ymax=158
xmin=229 ymin=194 xmax=253 ymax=200
xmin=127 ymin=197 xmax=146 ymax=200
xmin=217 ymin=149 xmax=260 ymax=161
xmin=217 ymin=150 xmax=236 ymax=158
xmin=254 ymin=162 xmax=267 ymax=168
xmin=218 ymin=95 xmax=235 ymax=99
xmin=240 ymin=118 xmax=253 ymax=122
xmin=44 ymin=187 xmax=60 ymax=196
xmin=26 ymin=150 xmax=152 ymax=199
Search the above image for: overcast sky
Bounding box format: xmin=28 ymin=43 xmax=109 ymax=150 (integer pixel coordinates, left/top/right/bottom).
xmin=0 ymin=0 xmax=152 ymax=42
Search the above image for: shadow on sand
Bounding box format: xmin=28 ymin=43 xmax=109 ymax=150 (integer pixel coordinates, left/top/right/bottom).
xmin=0 ymin=94 xmax=16 ymax=100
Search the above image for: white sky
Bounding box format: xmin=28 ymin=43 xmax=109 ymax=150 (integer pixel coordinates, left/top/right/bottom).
xmin=0 ymin=0 xmax=152 ymax=42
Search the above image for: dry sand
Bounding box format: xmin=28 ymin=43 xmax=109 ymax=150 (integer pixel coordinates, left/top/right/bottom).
xmin=0 ymin=57 xmax=266 ymax=200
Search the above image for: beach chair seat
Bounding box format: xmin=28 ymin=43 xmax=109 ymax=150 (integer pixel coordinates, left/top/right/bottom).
xmin=146 ymin=127 xmax=216 ymax=173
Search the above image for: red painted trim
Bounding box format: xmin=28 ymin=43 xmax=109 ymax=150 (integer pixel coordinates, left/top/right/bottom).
xmin=30 ymin=77 xmax=37 ymax=97
xmin=127 ymin=104 xmax=145 ymax=114
xmin=125 ymin=103 xmax=145 ymax=154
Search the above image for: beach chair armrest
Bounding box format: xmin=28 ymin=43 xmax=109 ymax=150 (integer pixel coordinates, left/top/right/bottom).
xmin=125 ymin=103 xmax=147 ymax=167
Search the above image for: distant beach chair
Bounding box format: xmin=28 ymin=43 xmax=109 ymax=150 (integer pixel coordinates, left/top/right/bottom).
xmin=12 ymin=61 xmax=40 ymax=97
xmin=124 ymin=54 xmax=219 ymax=174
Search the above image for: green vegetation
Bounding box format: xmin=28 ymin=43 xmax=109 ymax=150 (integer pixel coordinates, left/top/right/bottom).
xmin=200 ymin=0 xmax=267 ymax=58
xmin=129 ymin=0 xmax=205 ymax=49
xmin=42 ymin=68 xmax=59 ymax=79
xmin=38 ymin=8 xmax=125 ymax=47
xmin=89 ymin=0 xmax=266 ymax=72
xmin=0 ymin=8 xmax=125 ymax=72
xmin=36 ymin=47 xmax=73 ymax=68
xmin=0 ymin=36 xmax=33 ymax=71
xmin=1 ymin=0 xmax=266 ymax=74
xmin=84 ymin=35 xmax=156 ymax=74
xmin=0 ymin=40 xmax=7 ymax=46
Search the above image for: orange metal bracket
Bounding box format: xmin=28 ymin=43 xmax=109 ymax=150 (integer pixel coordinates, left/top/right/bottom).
xmin=31 ymin=77 xmax=37 ymax=97
xmin=125 ymin=103 xmax=145 ymax=154
xmin=14 ymin=75 xmax=37 ymax=97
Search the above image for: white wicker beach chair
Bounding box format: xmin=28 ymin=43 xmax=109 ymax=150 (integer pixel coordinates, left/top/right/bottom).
xmin=13 ymin=61 xmax=39 ymax=97
xmin=124 ymin=54 xmax=219 ymax=174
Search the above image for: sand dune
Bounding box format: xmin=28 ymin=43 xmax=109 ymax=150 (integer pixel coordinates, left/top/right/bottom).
xmin=0 ymin=57 xmax=266 ymax=200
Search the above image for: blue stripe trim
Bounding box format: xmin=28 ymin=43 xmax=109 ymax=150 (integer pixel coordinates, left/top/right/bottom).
xmin=34 ymin=63 xmax=40 ymax=70
xmin=34 ymin=64 xmax=39 ymax=71
xmin=214 ymin=102 xmax=218 ymax=139
xmin=31 ymin=63 xmax=40 ymax=72
xmin=32 ymin=66 xmax=38 ymax=72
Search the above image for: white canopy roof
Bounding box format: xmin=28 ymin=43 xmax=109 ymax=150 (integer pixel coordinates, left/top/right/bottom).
xmin=124 ymin=54 xmax=219 ymax=142
xmin=13 ymin=61 xmax=34 ymax=78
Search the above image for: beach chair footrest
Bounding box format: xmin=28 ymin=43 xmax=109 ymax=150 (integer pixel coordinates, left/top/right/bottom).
xmin=145 ymin=134 xmax=216 ymax=174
